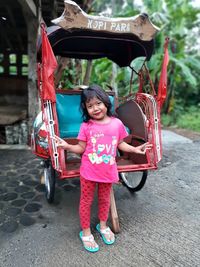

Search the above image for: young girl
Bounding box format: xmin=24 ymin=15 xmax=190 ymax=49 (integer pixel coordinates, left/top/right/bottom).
xmin=53 ymin=84 xmax=152 ymax=253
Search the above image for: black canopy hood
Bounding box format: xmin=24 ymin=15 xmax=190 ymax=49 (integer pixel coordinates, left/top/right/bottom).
xmin=37 ymin=0 xmax=159 ymax=67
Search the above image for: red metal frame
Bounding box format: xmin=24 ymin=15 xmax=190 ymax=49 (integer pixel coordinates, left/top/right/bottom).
xmin=32 ymin=25 xmax=169 ymax=180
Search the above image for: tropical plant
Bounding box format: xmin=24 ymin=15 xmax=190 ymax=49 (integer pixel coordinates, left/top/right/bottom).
xmin=142 ymin=0 xmax=200 ymax=113
xmin=59 ymin=0 xmax=200 ymax=122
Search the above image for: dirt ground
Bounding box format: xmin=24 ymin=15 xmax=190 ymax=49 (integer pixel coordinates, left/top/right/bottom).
xmin=164 ymin=127 xmax=200 ymax=141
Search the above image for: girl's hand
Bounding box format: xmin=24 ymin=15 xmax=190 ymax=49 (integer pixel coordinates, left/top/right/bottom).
xmin=51 ymin=135 xmax=70 ymax=150
xmin=118 ymin=141 xmax=152 ymax=154
xmin=134 ymin=142 xmax=152 ymax=154
xmin=51 ymin=135 xmax=86 ymax=154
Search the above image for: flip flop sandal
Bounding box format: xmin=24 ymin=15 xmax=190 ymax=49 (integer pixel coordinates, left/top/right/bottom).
xmin=79 ymin=231 xmax=99 ymax=253
xmin=96 ymin=224 xmax=115 ymax=245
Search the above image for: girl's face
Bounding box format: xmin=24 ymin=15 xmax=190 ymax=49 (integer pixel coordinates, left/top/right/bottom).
xmin=85 ymin=97 xmax=108 ymax=121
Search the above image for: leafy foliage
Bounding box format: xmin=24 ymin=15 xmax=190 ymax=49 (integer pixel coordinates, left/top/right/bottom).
xmin=162 ymin=106 xmax=200 ymax=132
xmin=176 ymin=107 xmax=200 ymax=132
xmin=61 ymin=0 xmax=200 ymax=131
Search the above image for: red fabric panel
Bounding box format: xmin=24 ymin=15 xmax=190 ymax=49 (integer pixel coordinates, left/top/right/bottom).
xmin=41 ymin=26 xmax=57 ymax=102
xmin=157 ymin=38 xmax=169 ymax=108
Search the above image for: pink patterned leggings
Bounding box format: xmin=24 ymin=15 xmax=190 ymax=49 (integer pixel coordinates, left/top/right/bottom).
xmin=79 ymin=176 xmax=112 ymax=229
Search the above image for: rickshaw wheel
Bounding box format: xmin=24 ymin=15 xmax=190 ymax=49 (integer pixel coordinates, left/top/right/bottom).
xmin=119 ymin=170 xmax=148 ymax=192
xmin=44 ymin=160 xmax=56 ymax=203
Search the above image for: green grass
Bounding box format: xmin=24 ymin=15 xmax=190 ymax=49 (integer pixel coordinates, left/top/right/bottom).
xmin=176 ymin=112 xmax=200 ymax=132
xmin=161 ymin=106 xmax=200 ymax=132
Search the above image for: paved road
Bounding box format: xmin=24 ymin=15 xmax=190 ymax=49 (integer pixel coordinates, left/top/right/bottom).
xmin=0 ymin=130 xmax=200 ymax=267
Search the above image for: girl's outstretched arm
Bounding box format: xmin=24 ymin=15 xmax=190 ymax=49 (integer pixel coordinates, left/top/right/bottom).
xmin=51 ymin=135 xmax=86 ymax=154
xmin=118 ymin=141 xmax=152 ymax=155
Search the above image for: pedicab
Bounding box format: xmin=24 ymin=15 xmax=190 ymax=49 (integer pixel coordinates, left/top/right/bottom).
xmin=31 ymin=0 xmax=169 ymax=233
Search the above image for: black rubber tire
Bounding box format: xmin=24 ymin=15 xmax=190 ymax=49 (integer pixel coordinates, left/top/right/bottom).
xmin=44 ymin=160 xmax=56 ymax=203
xmin=119 ymin=170 xmax=148 ymax=192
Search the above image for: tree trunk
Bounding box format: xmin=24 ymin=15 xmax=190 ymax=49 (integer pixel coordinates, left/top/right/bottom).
xmin=83 ymin=60 xmax=92 ymax=85
xmin=54 ymin=57 xmax=69 ymax=88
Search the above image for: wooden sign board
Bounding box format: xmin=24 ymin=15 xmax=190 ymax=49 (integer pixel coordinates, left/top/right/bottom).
xmin=52 ymin=0 xmax=159 ymax=41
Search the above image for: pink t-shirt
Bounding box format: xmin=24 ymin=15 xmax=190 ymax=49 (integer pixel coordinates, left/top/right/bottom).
xmin=77 ymin=117 xmax=128 ymax=183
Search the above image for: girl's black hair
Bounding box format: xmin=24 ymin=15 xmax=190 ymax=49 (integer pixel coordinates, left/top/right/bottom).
xmin=80 ymin=84 xmax=113 ymax=122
